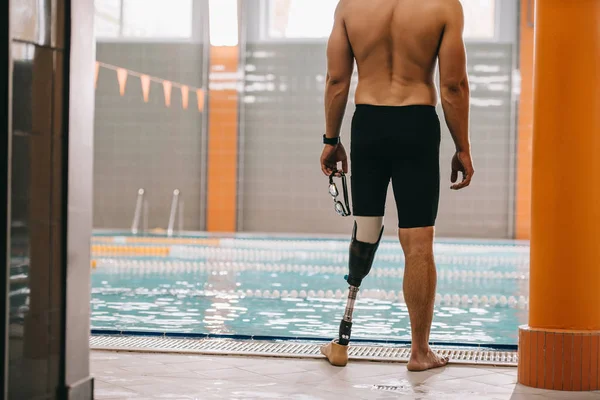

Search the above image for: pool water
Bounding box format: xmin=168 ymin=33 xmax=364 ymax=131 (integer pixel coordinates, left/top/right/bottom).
xmin=91 ymin=233 xmax=530 ymax=345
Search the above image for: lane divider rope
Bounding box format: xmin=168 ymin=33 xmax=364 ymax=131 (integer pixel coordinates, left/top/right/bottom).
xmin=91 ymin=285 xmax=529 ymax=309
xmin=93 ymin=259 xmax=529 ymax=280
xmin=91 ymin=245 xmax=529 ymax=267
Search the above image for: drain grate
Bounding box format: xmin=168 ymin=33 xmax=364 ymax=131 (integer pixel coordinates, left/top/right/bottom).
xmin=373 ymin=385 xmax=406 ymax=392
xmin=90 ymin=335 xmax=517 ymax=367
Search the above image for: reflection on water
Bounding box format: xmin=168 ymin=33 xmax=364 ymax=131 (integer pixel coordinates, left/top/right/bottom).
xmin=90 ymin=237 xmax=528 ymax=345
xmin=91 ymin=280 xmax=513 ymax=342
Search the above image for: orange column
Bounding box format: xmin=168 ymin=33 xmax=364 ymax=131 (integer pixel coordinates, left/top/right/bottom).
xmin=518 ymin=0 xmax=600 ymax=391
xmin=206 ymin=46 xmax=239 ymax=232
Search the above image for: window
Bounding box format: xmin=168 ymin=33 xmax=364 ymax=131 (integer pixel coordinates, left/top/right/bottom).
xmin=95 ymin=0 xmax=120 ymax=38
xmin=209 ymin=0 xmax=239 ymax=46
xmin=94 ymin=0 xmax=193 ymax=40
xmin=267 ymin=0 xmax=338 ymax=39
xmin=461 ymin=0 xmax=496 ymax=39
xmin=265 ymin=0 xmax=496 ymax=40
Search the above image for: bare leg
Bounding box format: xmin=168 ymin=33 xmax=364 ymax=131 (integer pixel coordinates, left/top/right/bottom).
xmin=399 ymin=227 xmax=448 ymax=371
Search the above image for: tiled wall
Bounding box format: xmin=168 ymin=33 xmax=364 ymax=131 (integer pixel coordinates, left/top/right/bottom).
xmin=9 ymin=0 xmax=67 ymax=398
xmin=94 ymin=43 xmax=207 ymax=231
xmin=239 ymin=41 xmax=515 ymax=238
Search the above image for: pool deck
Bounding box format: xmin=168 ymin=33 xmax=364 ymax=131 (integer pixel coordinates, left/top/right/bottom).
xmin=92 ymin=350 xmax=598 ymax=399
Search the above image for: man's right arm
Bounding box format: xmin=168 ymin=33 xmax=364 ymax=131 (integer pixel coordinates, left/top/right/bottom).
xmin=439 ymin=1 xmax=474 ymax=190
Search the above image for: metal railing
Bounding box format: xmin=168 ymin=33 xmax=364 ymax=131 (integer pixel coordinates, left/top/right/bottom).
xmin=131 ymin=188 xmax=148 ymax=235
xmin=167 ymin=189 xmax=184 ymax=237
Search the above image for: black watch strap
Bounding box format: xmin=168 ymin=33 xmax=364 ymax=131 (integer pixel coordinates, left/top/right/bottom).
xmin=323 ymin=135 xmax=340 ymax=145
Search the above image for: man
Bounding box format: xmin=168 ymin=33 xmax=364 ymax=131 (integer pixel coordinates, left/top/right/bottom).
xmin=319 ymin=0 xmax=474 ymax=371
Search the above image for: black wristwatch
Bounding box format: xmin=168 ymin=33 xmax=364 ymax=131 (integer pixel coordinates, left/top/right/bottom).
xmin=323 ymin=135 xmax=340 ymax=146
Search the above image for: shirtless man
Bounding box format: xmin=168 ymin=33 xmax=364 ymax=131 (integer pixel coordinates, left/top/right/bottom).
xmin=319 ymin=0 xmax=474 ymax=371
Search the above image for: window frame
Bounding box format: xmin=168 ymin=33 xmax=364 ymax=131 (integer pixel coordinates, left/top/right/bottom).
xmin=94 ymin=0 xmax=197 ymax=43
xmin=258 ymin=0 xmax=502 ymax=43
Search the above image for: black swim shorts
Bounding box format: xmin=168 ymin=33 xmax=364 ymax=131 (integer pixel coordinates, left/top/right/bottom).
xmin=350 ymin=104 xmax=441 ymax=228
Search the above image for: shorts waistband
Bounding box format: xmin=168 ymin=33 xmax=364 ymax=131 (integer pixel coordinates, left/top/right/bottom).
xmin=354 ymin=104 xmax=438 ymax=120
xmin=355 ymin=104 xmax=436 ymax=111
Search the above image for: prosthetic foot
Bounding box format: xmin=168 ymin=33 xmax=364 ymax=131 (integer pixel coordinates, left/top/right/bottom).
xmin=322 ymin=223 xmax=383 ymax=367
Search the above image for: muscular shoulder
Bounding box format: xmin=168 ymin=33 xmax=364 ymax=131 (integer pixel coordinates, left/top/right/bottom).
xmin=439 ymin=0 xmax=464 ymax=22
xmin=333 ymin=0 xmax=363 ymax=17
xmin=334 ymin=0 xmax=349 ymax=17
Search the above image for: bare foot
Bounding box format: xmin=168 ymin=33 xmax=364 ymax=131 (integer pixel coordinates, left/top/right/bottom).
xmin=407 ymin=348 xmax=449 ymax=372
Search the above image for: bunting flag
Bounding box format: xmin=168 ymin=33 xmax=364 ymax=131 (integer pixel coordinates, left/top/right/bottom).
xmin=181 ymin=85 xmax=189 ymax=110
xmin=94 ymin=61 xmax=100 ymax=89
xmin=140 ymin=74 xmax=151 ymax=103
xmin=94 ymin=61 xmax=206 ymax=112
xmin=162 ymin=80 xmax=172 ymax=108
xmin=116 ymin=68 xmax=129 ymax=96
xmin=197 ymin=89 xmax=205 ymax=112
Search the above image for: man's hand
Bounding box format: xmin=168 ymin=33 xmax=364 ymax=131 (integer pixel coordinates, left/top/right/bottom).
xmin=450 ymin=151 xmax=474 ymax=190
xmin=320 ymin=143 xmax=348 ymax=176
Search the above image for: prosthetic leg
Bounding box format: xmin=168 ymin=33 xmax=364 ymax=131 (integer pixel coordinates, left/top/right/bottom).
xmin=321 ymin=223 xmax=383 ymax=366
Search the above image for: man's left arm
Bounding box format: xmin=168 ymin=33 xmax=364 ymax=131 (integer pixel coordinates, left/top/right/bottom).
xmin=324 ymin=5 xmax=354 ymax=140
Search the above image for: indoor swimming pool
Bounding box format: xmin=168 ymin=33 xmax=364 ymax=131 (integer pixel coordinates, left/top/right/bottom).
xmin=90 ymin=232 xmax=529 ymax=346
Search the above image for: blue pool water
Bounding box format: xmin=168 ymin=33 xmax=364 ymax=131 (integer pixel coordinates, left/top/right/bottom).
xmin=90 ymin=233 xmax=529 ymax=345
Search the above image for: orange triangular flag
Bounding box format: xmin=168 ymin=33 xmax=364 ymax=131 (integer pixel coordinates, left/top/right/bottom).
xmin=163 ymin=81 xmax=172 ymax=107
xmin=116 ymin=68 xmax=128 ymax=96
xmin=196 ymin=89 xmax=205 ymax=112
xmin=94 ymin=61 xmax=100 ymax=89
xmin=140 ymin=75 xmax=151 ymax=103
xmin=181 ymin=85 xmax=189 ymax=110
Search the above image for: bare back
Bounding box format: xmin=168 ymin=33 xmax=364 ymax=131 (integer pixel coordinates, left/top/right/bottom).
xmin=340 ymin=0 xmax=449 ymax=106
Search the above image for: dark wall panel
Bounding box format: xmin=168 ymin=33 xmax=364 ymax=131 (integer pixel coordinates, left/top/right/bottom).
xmin=8 ymin=0 xmax=70 ymax=398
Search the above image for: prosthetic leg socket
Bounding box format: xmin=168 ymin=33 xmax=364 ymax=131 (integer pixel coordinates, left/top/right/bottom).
xmin=346 ymin=223 xmax=384 ymax=287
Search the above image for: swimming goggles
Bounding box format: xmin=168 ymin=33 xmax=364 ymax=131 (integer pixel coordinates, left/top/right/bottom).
xmin=329 ymin=171 xmax=351 ymax=217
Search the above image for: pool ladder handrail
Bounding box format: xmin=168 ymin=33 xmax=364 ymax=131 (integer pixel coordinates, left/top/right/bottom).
xmin=131 ymin=188 xmax=149 ymax=235
xmin=167 ymin=189 xmax=184 ymax=237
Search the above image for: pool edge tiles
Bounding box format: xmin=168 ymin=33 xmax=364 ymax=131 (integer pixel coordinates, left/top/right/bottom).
xmin=89 ymin=334 xmax=518 ymax=367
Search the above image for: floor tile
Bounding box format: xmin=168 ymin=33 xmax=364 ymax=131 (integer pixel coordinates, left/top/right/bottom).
xmin=268 ymin=370 xmax=330 ymax=384
xmin=91 ymin=351 xmax=557 ymax=400
xmin=493 ymin=395 xmax=546 ymax=400
xmin=237 ymin=360 xmax=310 ymax=375
xmin=442 ymin=365 xmax=497 ymax=378
xmin=167 ymin=360 xmax=232 ymax=372
xmin=119 ymin=363 xmax=190 ymax=375
xmin=423 ymin=378 xmax=513 ymax=396
xmin=466 ymin=371 xmax=518 ymax=386
xmin=94 ymin=373 xmax=162 ymax=387
xmin=290 ymin=359 xmax=344 ymax=370
xmin=95 ymin=358 xmax=165 ymax=370
xmin=120 ymin=381 xmax=203 ymax=398
xmin=94 ymin=381 xmax=142 ymax=399
xmin=136 ymin=353 xmax=213 ymax=364
xmin=335 ymin=362 xmax=407 ymax=382
xmin=194 ymin=366 xmax=264 ymax=380
xmin=485 ymin=367 xmax=518 ymax=376
xmin=507 ymin=383 xmax=564 ymax=395
xmin=201 ymin=355 xmax=273 ymax=368
xmin=226 ymin=386 xmax=342 ymax=400
xmin=402 ymin=369 xmax=455 ymax=387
